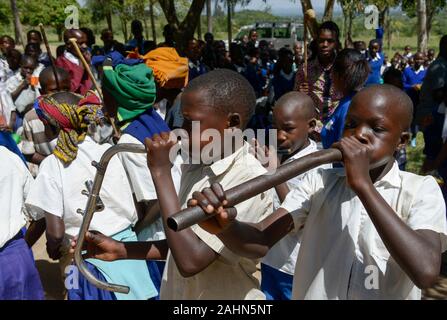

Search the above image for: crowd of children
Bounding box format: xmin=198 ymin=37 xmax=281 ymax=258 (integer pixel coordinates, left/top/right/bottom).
xmin=0 ymin=17 xmax=446 ymax=301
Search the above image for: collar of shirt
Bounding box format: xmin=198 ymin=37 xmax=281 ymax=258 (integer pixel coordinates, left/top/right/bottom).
xmin=284 ymin=139 xmax=317 ymax=164
xmin=183 ymin=143 xmax=249 ymax=178
xmin=413 ymin=65 xmax=425 ymax=74
xmin=207 ymin=143 xmax=249 ymax=176
xmin=370 ymin=53 xmax=381 ymax=62
xmin=64 ymin=50 xmax=81 ymax=66
xmin=334 ymin=160 xmax=401 ymax=189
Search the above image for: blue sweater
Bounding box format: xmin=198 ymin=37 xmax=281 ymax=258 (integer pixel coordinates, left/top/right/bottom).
xmin=402 ymin=66 xmax=426 ymax=91
xmin=321 ymin=93 xmax=355 ymax=149
xmin=272 ymin=70 xmax=296 ymax=101
xmin=365 ymin=28 xmax=385 ymax=86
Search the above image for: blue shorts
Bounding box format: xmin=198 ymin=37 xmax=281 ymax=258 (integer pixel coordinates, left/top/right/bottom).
xmin=260 ymin=263 xmax=293 ymax=300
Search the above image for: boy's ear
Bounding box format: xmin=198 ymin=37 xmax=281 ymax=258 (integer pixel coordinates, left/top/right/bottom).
xmin=398 ymin=131 xmax=411 ymax=149
xmin=307 ymin=118 xmax=317 ymax=133
xmin=227 ymin=113 xmax=242 ymax=129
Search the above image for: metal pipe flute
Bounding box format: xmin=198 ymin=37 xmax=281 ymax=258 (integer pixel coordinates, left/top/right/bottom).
xmin=167 ymin=148 xmax=342 ymax=232
xmin=74 ymin=143 xmax=146 ymax=294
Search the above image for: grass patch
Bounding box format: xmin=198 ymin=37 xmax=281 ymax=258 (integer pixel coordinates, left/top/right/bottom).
xmin=406 ymin=132 xmax=425 ymax=174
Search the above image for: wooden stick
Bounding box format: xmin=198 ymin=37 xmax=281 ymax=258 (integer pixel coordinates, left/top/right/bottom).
xmin=39 ymin=23 xmax=59 ymax=89
xmin=68 ymin=38 xmax=120 ymax=139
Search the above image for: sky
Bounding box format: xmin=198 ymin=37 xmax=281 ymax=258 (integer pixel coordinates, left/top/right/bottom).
xmin=234 ymin=0 xmax=343 ymax=17
xmin=76 ymin=0 xmax=342 ymax=17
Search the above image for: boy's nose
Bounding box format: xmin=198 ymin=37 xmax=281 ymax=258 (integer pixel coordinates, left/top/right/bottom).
xmin=354 ymin=129 xmax=369 ymax=144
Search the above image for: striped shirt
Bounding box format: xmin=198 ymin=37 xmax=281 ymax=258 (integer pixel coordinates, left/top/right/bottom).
xmin=21 ymin=109 xmax=55 ymax=156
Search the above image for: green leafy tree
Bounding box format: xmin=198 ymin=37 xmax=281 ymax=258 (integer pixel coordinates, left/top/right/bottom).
xmin=402 ymin=0 xmax=447 ymax=40
xmin=20 ymin=0 xmax=90 ymax=41
xmin=0 ymin=1 xmax=11 ymax=26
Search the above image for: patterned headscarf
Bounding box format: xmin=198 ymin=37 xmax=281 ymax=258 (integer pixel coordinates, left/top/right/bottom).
xmin=34 ymin=91 xmax=104 ymax=164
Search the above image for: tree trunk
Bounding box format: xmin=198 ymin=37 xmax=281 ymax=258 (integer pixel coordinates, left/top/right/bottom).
xmin=386 ymin=14 xmax=392 ymax=52
xmin=342 ymin=10 xmax=348 ymax=41
xmin=348 ymin=11 xmax=353 ymax=40
xmin=426 ymin=1 xmax=436 ymax=43
xmin=300 ymin=0 xmax=319 ymax=39
xmin=159 ymin=0 xmax=206 ymax=53
xmin=143 ymin=17 xmax=150 ymax=40
xmin=379 ymin=7 xmax=388 ymax=28
xmin=197 ymin=13 xmax=202 ymax=40
xmin=150 ymin=0 xmax=157 ymax=43
xmin=106 ymin=11 xmax=113 ymax=32
xmin=206 ymin=0 xmax=212 ymax=33
xmin=227 ymin=1 xmax=232 ymax=46
xmin=323 ymin=0 xmax=335 ymax=22
xmin=10 ymin=0 xmax=24 ymax=45
xmin=417 ymin=0 xmax=428 ymax=53
xmin=121 ymin=18 xmax=129 ymax=43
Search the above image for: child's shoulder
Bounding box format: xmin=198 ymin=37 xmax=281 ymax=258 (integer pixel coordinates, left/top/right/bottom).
xmin=398 ymin=170 xmax=441 ymax=193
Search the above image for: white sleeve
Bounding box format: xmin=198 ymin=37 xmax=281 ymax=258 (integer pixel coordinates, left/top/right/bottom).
xmin=21 ymin=167 xmax=37 ymax=220
xmin=407 ymin=176 xmax=447 ymax=252
xmin=25 ymin=157 xmax=64 ymax=220
xmin=280 ymin=169 xmax=322 ymax=232
xmin=118 ymin=151 xmax=158 ymax=202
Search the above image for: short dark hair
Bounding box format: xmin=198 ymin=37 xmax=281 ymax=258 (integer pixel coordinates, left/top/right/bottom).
xmin=333 ymin=48 xmax=370 ymax=92
xmin=25 ymin=42 xmax=41 ymax=54
xmin=27 ymin=30 xmax=42 ymax=40
xmin=39 ymin=66 xmax=70 ymax=89
xmin=383 ymin=67 xmax=403 ymax=89
xmin=318 ymin=21 xmax=340 ymax=40
xmin=20 ymin=54 xmax=37 ymax=66
xmin=184 ymin=69 xmax=256 ymax=127
xmin=0 ymin=35 xmax=14 ymax=43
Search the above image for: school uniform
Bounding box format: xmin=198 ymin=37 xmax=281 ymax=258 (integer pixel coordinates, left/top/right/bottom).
xmin=280 ymin=162 xmax=447 ymax=299
xmin=55 ymin=51 xmax=92 ymax=95
xmin=160 ymin=143 xmax=274 ymax=300
xmin=321 ymin=92 xmax=356 ymax=149
xmin=272 ymin=69 xmax=296 ymax=102
xmin=25 ymin=136 xmax=157 ymax=300
xmin=261 ymin=140 xmax=328 ymax=300
xmin=188 ymin=60 xmax=208 ymax=82
xmin=0 ymin=146 xmax=44 ymax=300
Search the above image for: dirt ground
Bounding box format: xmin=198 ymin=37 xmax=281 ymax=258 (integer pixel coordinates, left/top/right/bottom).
xmin=32 ymin=234 xmax=65 ymax=300
xmin=32 ymin=233 xmax=447 ymax=300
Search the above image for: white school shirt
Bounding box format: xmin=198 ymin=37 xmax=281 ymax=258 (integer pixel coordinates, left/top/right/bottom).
xmin=280 ymin=162 xmax=447 ymax=300
xmin=25 ymin=136 xmax=138 ymax=239
xmin=0 ymin=146 xmax=33 ymax=248
xmin=160 ymin=144 xmax=274 ymax=300
xmin=117 ymin=133 xmax=182 ymax=241
xmin=262 ymin=139 xmax=329 ymax=275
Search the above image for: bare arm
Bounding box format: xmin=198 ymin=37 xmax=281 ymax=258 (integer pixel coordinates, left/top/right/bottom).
xmin=145 ymin=134 xmax=219 ymax=277
xmin=189 ymin=183 xmax=296 ymax=260
xmin=45 ymin=212 xmax=65 ymax=260
xmin=25 ymin=218 xmax=46 ymax=247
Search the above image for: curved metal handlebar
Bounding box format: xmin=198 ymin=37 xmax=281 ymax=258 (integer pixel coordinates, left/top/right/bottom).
xmin=74 ymin=143 xmax=146 ymax=294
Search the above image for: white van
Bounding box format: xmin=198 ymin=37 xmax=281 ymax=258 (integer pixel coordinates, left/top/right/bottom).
xmin=235 ymin=22 xmax=305 ymax=49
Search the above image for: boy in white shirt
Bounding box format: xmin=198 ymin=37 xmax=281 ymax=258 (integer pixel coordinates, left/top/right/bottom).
xmin=260 ymin=92 xmax=327 ymax=300
xmin=25 ymin=92 xmax=160 ymax=300
xmin=189 ymin=84 xmax=447 ymax=300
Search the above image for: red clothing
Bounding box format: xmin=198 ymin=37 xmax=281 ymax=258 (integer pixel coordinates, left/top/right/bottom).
xmin=55 ymin=56 xmax=92 ymax=95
